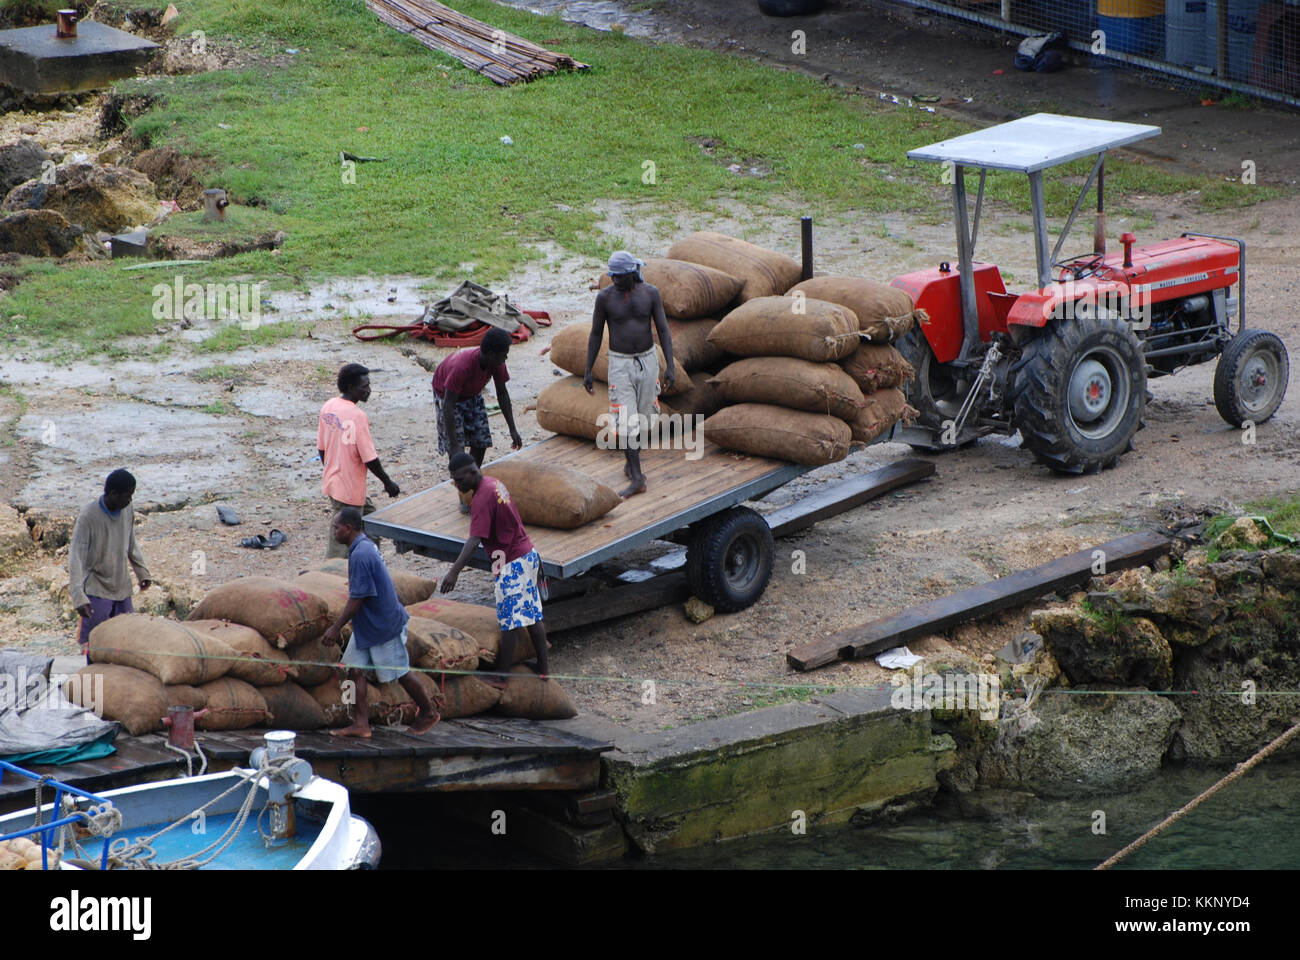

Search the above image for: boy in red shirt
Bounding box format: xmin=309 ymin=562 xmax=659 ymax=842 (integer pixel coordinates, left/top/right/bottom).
xmin=438 ymin=452 xmax=549 ymax=683
xmin=431 ymin=327 xmax=524 ymax=470
xmin=317 ymin=363 xmax=401 ymax=559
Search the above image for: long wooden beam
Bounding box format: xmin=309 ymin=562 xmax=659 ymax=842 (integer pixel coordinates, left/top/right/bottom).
xmin=786 ymin=530 xmax=1173 ymax=671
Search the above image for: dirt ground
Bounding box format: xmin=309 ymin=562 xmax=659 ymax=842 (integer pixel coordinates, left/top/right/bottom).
xmin=2 ymin=3 xmax=1299 ymax=735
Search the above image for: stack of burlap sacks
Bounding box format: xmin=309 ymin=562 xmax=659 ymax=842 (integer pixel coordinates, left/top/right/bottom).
xmin=536 ymin=231 xmax=922 ymax=465
xmin=65 ymin=561 xmax=576 ymax=737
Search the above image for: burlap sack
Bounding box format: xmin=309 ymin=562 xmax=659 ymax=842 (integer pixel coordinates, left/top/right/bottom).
xmin=404 ymin=598 xmax=535 ymax=665
xmin=537 ymin=377 xmax=678 ymax=441
xmin=367 ymin=680 xmax=418 ymax=726
xmin=307 ymin=678 xmax=356 ymax=728
xmin=788 ymin=277 xmax=923 ymax=342
xmin=438 ymin=675 xmax=503 ymax=718
xmin=406 ymin=616 xmax=480 ymax=671
xmin=285 ymin=633 xmax=341 ymax=688
xmin=294 ymin=571 xmax=349 ymax=622
xmin=709 ymin=357 xmax=866 ymax=418
xmin=839 ymin=343 xmax=915 ymax=392
xmin=87 ymin=614 xmax=235 ymax=687
xmin=195 ymin=677 xmax=270 ymax=730
xmin=185 ymin=619 xmax=291 ymax=686
xmin=65 ymin=664 xmax=166 ymax=736
xmin=658 ymin=317 xmax=724 ymax=371
xmin=493 ymin=665 xmax=578 ymax=720
xmin=849 ymin=387 xmax=919 ymax=443
xmin=482 ymin=458 xmax=620 ymax=529
xmin=597 ymin=259 xmax=743 ymax=319
xmin=667 ymin=231 xmax=801 ymax=302
xmin=164 ymin=684 xmax=209 ymax=710
xmin=708 ymin=296 xmax=859 ymax=362
xmin=260 ymin=682 xmax=327 ymax=731
xmin=659 ymin=375 xmax=722 ymax=420
xmin=703 ymin=403 xmax=851 ymax=465
xmin=188 ymin=577 xmax=330 ymax=649
xmin=297 ymin=565 xmax=434 ymax=608
xmin=548 ymin=323 xmax=690 ymax=396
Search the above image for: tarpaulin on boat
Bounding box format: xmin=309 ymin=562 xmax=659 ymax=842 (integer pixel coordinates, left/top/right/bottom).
xmin=0 ymin=652 xmax=119 ymax=766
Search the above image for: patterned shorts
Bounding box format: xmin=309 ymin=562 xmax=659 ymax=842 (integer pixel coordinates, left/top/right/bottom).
xmin=495 ymin=549 xmax=543 ymax=631
xmin=435 ymin=393 xmax=493 ymax=455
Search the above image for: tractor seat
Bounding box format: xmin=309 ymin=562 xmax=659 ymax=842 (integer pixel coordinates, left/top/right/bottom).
xmin=987 ymin=291 xmax=1020 ymax=325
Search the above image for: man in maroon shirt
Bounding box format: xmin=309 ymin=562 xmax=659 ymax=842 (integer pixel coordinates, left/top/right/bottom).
xmin=438 ymin=452 xmax=549 ymax=684
xmin=432 ymin=328 xmax=523 ymax=470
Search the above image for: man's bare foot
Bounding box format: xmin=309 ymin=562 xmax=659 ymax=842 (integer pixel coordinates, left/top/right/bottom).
xmin=330 ymin=723 xmax=372 ymax=738
xmin=619 ymin=480 xmax=647 ymax=499
xmin=408 ymin=709 xmax=440 ymax=735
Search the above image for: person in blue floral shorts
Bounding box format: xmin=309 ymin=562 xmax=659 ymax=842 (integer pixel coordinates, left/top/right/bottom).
xmin=438 ymin=452 xmax=549 ymax=685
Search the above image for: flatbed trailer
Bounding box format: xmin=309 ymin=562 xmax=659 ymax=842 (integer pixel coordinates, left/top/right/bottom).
xmin=365 ymin=433 xmax=935 ymax=625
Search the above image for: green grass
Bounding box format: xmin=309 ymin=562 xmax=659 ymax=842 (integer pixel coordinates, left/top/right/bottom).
xmin=0 ymin=0 xmax=1281 ymax=358
xmin=195 ymin=319 xmax=309 ymax=353
xmin=148 ymin=205 xmax=283 ymax=240
xmin=743 ymin=684 xmax=835 ymax=709
xmin=1079 ymin=598 xmax=1132 ymax=636
xmin=190 ymin=362 xmax=245 ymax=381
xmin=1203 ymin=496 xmax=1300 ymax=559
xmin=201 ymin=400 xmax=234 ymax=415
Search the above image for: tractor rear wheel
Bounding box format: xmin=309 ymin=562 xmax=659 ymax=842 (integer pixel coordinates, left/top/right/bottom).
xmin=894 ymin=324 xmax=979 ymax=452
xmin=1213 ymin=329 xmax=1289 ymax=427
xmin=1011 ymin=315 xmax=1147 ymax=474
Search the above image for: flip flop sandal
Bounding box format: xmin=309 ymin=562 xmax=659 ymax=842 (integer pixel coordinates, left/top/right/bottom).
xmin=216 ymin=505 xmax=241 ymax=525
xmin=239 ymin=534 xmax=270 ymax=549
xmin=266 ymin=529 xmax=287 ymax=548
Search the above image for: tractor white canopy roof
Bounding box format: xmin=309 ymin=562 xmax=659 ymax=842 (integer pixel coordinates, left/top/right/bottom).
xmin=907 ymin=113 xmax=1161 ymax=173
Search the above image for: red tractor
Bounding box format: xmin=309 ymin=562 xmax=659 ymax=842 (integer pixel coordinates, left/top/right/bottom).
xmin=890 ymin=114 xmax=1289 ymax=473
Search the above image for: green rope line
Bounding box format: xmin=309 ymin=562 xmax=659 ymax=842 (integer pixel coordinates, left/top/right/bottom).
xmin=76 ymin=645 xmax=1300 ymax=697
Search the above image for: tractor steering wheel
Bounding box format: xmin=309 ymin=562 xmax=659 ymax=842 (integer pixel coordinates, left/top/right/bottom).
xmin=1054 ymin=254 xmax=1104 ymax=282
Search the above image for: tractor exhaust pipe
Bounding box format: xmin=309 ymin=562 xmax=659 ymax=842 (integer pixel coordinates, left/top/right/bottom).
xmin=1093 ymin=162 xmax=1106 ymax=255
xmin=801 ymin=216 xmax=813 ymax=281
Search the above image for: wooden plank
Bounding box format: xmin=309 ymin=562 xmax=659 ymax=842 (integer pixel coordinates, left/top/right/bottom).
xmin=787 ymin=530 xmax=1173 ymax=671
xmin=764 ymin=459 xmax=936 ymax=537
xmin=366 ymin=434 xmax=806 ymax=577
xmin=545 ymin=572 xmax=690 ymax=633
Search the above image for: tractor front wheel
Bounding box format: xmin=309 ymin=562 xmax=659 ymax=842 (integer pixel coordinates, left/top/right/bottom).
xmin=1213 ymin=329 xmax=1289 ymax=427
xmin=1011 ymin=315 xmax=1147 ymax=474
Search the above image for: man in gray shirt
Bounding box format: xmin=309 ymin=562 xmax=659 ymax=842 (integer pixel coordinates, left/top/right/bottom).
xmin=69 ymin=469 xmax=151 ymax=653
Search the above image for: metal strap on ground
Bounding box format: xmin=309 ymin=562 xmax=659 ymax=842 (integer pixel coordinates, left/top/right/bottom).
xmin=365 ymin=0 xmax=589 ymax=85
xmin=787 ymin=530 xmax=1173 ymax=671
xmin=1096 ymin=716 xmax=1300 ymax=870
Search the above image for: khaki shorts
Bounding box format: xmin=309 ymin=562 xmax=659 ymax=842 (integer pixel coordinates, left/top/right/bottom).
xmin=326 ymin=495 xmax=375 ymax=559
xmin=607 ymin=347 xmax=660 ymax=442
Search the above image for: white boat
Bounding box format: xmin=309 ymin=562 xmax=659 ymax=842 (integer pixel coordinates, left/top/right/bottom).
xmin=0 ymin=734 xmax=381 ymax=870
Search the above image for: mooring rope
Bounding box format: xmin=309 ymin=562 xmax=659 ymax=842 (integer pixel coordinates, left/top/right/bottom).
xmin=1096 ymin=716 xmax=1300 ymax=870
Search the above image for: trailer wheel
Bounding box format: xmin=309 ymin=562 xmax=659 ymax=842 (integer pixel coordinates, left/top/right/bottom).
xmin=686 ymin=507 xmax=774 ymax=613
xmin=1213 ymin=329 xmax=1289 ymax=428
xmin=894 ymin=325 xmax=979 ymax=451
xmin=1011 ymin=314 xmax=1146 ymax=474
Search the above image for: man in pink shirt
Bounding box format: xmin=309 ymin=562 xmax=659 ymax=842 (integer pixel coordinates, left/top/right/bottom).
xmin=431 ymin=327 xmax=524 ymax=470
xmin=439 ymin=452 xmax=549 ymax=684
xmin=317 ymin=363 xmax=401 ymax=559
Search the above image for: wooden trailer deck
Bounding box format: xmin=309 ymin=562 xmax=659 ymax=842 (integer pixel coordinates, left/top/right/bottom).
xmin=365 ymin=435 xmax=810 ymax=578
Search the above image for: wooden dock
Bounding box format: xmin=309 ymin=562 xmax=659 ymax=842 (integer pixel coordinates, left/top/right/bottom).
xmin=0 ymin=719 xmax=613 ymax=816
xmin=367 ymin=435 xmax=808 ymax=578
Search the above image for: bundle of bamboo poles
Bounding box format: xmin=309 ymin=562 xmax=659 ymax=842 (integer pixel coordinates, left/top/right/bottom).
xmin=366 ymin=0 xmax=590 ymax=85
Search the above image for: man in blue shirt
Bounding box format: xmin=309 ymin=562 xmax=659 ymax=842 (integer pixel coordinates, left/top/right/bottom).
xmin=321 ymin=507 xmax=439 ymax=737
